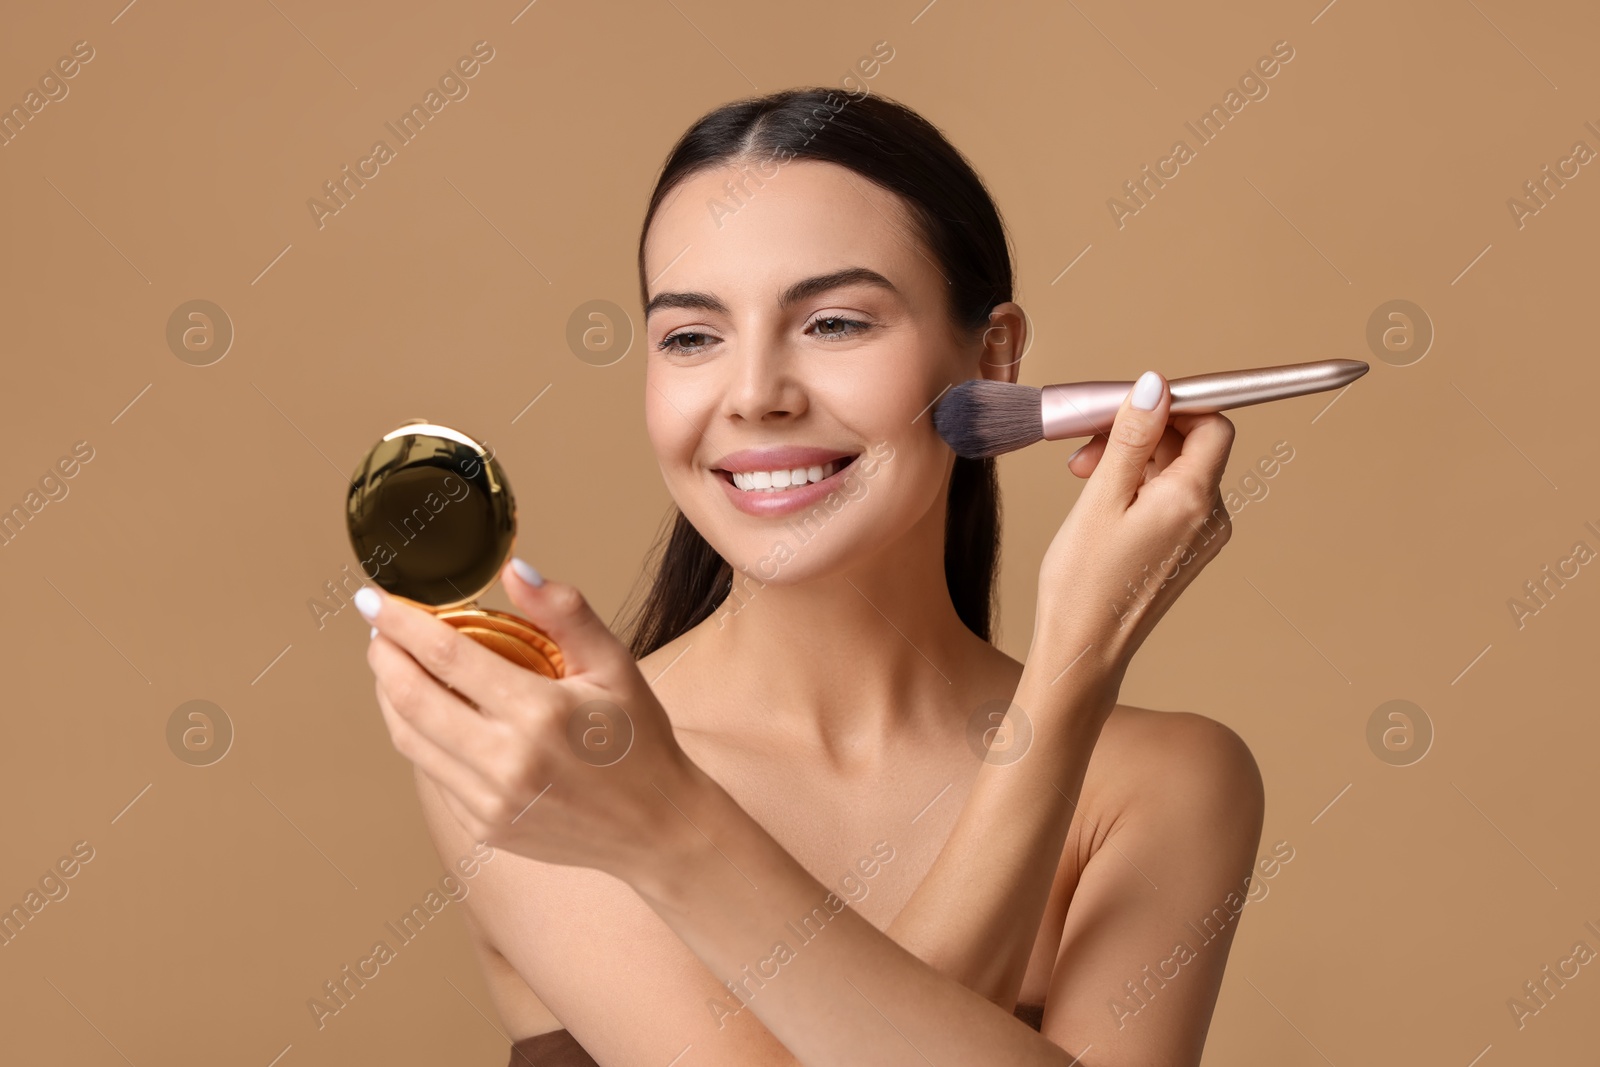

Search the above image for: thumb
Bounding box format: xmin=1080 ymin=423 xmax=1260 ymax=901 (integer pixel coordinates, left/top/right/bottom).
xmin=1083 ymin=369 xmax=1170 ymax=508
xmin=500 ymin=558 xmax=628 ymax=681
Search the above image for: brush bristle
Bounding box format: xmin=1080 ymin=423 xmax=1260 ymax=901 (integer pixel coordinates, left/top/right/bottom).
xmin=932 ymin=380 xmax=1045 ymax=459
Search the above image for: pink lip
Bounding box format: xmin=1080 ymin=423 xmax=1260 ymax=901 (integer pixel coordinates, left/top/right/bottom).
xmin=712 ymin=445 xmax=858 ymax=473
xmin=712 ymin=453 xmax=862 ymax=518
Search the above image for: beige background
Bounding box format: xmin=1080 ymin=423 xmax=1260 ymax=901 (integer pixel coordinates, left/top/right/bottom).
xmin=2 ymin=0 xmax=1597 ymax=1063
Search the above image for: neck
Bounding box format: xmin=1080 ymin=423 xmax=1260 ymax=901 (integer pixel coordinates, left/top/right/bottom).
xmin=681 ymin=496 xmax=1001 ymax=760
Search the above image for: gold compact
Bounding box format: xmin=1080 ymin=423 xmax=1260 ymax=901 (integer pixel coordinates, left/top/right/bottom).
xmin=346 ymin=420 xmax=564 ymax=679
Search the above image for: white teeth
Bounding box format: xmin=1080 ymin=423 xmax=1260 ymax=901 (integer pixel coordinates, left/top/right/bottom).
xmin=729 ymin=459 xmax=848 ymax=492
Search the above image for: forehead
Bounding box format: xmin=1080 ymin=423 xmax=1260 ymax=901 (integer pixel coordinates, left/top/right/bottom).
xmin=642 ymin=159 xmax=932 ymax=308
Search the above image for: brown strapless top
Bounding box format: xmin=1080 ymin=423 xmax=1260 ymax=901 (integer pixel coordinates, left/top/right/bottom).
xmin=507 ymin=1001 xmax=1046 ymax=1065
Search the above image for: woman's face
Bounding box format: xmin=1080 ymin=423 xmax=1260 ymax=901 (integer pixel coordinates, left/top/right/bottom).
xmin=641 ymin=158 xmax=1017 ymax=587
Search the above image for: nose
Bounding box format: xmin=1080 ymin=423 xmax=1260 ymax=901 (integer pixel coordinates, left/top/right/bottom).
xmin=718 ymin=331 xmax=807 ymax=424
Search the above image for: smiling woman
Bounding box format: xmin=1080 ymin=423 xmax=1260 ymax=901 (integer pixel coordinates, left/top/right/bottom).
xmin=626 ymin=106 xmax=1017 ymax=652
xmin=362 ymin=85 xmax=1261 ymax=1067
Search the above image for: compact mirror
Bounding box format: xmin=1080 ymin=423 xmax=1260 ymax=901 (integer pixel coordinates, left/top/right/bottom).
xmin=346 ymin=420 xmax=564 ymax=679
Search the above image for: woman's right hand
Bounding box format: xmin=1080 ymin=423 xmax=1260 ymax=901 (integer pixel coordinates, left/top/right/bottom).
xmin=1033 ymin=369 xmax=1238 ymax=694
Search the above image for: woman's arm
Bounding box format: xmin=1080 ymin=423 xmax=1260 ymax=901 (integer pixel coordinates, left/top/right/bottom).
xmin=360 ymin=375 xmax=1245 ymax=1063
xmin=364 ymin=588 xmax=1227 ymax=1064
xmin=628 ymin=702 xmax=1264 ymax=1067
xmin=883 ymin=375 xmax=1243 ymax=1007
xmin=632 ymin=736 xmax=1107 ymax=1066
xmin=366 ymin=583 xmax=1090 ymax=1065
xmin=883 ymin=637 xmax=1116 ymax=1004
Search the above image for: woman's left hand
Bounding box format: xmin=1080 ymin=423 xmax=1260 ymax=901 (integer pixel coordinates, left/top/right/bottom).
xmin=357 ymin=560 xmax=697 ymax=879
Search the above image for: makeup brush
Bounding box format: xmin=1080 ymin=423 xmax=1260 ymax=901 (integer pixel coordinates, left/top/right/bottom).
xmin=932 ymin=358 xmax=1370 ymax=459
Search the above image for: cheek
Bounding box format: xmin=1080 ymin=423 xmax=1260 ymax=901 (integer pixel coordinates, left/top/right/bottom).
xmin=870 ymin=435 xmax=951 ymax=525
xmin=643 ymin=384 xmax=698 ymax=468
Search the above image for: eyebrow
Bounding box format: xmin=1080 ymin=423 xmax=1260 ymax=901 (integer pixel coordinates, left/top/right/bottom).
xmin=643 ymin=266 xmax=900 ymax=318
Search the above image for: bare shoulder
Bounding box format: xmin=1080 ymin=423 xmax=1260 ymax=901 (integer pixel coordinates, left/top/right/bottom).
xmin=1091 ymin=703 xmax=1265 ymax=826
xmin=1039 ymin=705 xmax=1267 ymax=1059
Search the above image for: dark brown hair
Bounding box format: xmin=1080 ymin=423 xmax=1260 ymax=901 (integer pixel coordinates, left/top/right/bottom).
xmin=617 ymin=86 xmax=1012 ymax=657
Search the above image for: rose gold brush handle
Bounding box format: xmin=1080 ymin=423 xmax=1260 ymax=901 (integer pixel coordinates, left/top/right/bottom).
xmin=1039 ymin=358 xmax=1369 ymax=441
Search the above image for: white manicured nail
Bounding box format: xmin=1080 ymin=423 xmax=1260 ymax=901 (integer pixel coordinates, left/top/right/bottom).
xmin=1131 ymin=370 xmax=1162 ymax=411
xmin=369 ymin=627 xmax=378 ymax=639
xmin=511 ymin=557 xmax=543 ymax=586
xmin=354 ymin=586 xmax=382 ymax=619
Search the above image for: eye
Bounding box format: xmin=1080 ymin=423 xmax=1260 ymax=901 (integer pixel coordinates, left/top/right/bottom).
xmin=656 ymin=330 xmax=718 ymax=353
xmin=807 ymin=315 xmax=873 ymax=340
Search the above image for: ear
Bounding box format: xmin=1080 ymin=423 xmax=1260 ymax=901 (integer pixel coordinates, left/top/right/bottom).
xmin=977 ymin=302 xmax=1026 ymax=385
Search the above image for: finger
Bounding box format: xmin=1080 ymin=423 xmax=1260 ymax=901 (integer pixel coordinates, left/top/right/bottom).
xmin=501 ymin=560 xmax=633 ymax=682
xmin=372 ymin=675 xmax=502 ymax=823
xmin=1156 ymin=412 xmax=1236 ymax=495
xmin=1066 ymin=409 xmax=1185 ymax=480
xmin=367 ymin=631 xmax=509 ymax=774
xmin=355 ymin=585 xmax=536 ymax=717
xmin=1144 ymin=424 xmax=1186 ymax=477
xmin=1069 ymin=425 xmax=1183 ymax=484
xmin=1081 ymin=370 xmax=1171 ymax=509
xmin=1065 ymin=436 xmax=1104 ymax=479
